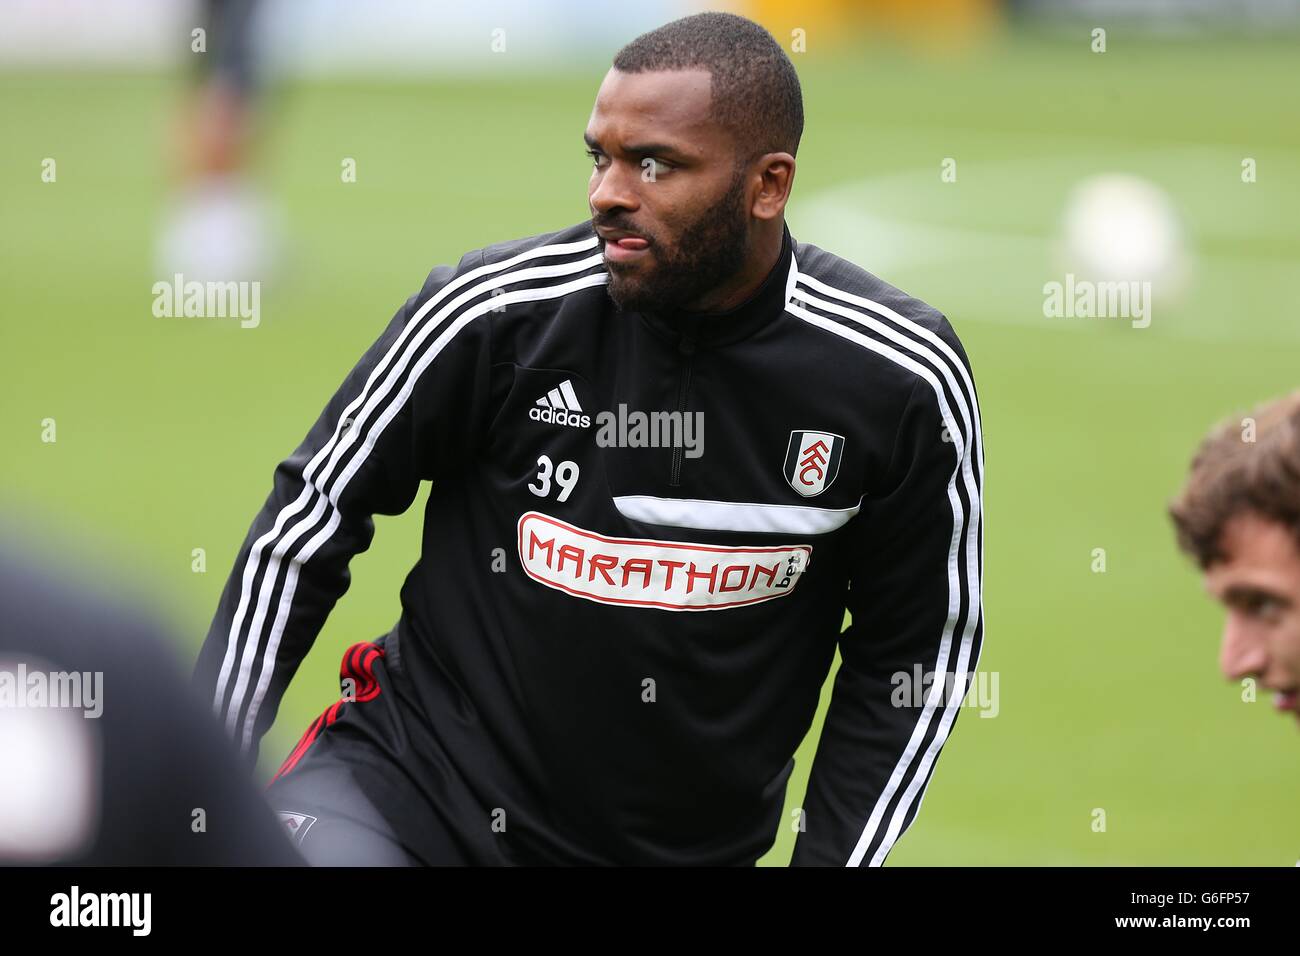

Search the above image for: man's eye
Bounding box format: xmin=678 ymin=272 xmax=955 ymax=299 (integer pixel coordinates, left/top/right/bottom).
xmin=644 ymin=158 xmax=673 ymax=176
xmin=1248 ymin=595 xmax=1283 ymax=619
xmin=585 ymin=149 xmax=607 ymax=168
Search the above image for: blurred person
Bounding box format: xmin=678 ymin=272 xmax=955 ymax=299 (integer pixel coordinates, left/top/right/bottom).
xmin=155 ymin=0 xmax=278 ymax=281
xmin=1170 ymin=390 xmax=1300 ymax=727
xmin=0 ymin=528 xmax=302 ymax=865
xmin=194 ymin=12 xmax=985 ymax=866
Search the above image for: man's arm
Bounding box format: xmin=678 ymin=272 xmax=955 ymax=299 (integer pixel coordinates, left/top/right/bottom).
xmin=193 ymin=247 xmax=496 ymax=767
xmin=791 ymin=331 xmax=984 ymax=866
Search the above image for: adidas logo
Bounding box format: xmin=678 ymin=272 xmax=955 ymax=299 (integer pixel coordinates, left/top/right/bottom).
xmin=529 ymin=379 xmax=591 ymax=429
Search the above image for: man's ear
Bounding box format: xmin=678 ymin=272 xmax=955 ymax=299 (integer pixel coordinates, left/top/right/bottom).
xmin=750 ymin=152 xmax=795 ymax=221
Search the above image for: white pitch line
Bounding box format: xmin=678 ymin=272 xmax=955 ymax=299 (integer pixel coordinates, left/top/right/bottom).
xmin=791 ymin=147 xmax=1300 ymax=344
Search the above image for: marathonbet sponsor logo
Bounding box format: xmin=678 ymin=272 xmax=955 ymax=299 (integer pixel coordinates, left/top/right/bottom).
xmin=530 ymin=379 xmax=590 ymax=428
xmin=517 ymin=511 xmax=811 ymax=611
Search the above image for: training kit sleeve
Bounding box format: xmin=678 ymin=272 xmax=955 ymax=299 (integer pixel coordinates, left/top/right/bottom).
xmin=790 ymin=330 xmax=984 ymax=867
xmin=192 ymin=248 xmax=495 ymax=766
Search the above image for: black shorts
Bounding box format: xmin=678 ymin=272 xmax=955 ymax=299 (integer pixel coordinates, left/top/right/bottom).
xmin=266 ymin=632 xmax=767 ymax=867
xmin=264 ymin=632 xmax=508 ymax=866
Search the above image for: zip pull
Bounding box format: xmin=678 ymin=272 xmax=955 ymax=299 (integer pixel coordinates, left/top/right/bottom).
xmin=669 ymin=327 xmax=697 ymax=488
xmin=677 ymin=329 xmax=697 ymax=356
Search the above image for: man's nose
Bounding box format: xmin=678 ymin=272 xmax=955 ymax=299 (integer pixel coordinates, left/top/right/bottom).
xmin=1219 ymin=614 xmax=1268 ymax=681
xmin=589 ymin=162 xmax=639 ymax=216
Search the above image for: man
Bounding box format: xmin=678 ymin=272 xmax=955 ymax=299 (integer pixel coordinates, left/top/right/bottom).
xmin=1169 ymin=391 xmax=1300 ymax=726
xmin=194 ymin=12 xmax=985 ymax=866
xmin=157 ymin=0 xmax=276 ymax=282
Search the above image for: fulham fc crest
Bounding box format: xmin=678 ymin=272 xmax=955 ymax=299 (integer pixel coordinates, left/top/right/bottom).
xmin=784 ymin=430 xmax=845 ymax=497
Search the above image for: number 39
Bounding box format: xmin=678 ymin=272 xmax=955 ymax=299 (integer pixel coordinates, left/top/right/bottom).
xmin=527 ymin=454 xmax=579 ymax=502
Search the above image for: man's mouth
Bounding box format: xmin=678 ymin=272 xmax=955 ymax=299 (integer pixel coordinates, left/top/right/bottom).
xmin=603 ymin=236 xmax=650 ymax=264
xmin=1273 ymin=689 xmax=1298 ymax=715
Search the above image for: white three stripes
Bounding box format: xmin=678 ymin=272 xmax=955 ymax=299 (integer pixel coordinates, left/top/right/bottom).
xmin=788 ymin=259 xmax=985 ymax=867
xmin=214 ymin=236 xmax=605 ymax=751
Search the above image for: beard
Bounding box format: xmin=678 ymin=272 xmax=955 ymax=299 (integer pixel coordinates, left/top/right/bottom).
xmin=598 ymin=167 xmax=751 ymax=315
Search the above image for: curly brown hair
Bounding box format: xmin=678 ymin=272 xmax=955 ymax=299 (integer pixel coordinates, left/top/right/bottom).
xmin=1169 ymin=390 xmax=1300 ymax=569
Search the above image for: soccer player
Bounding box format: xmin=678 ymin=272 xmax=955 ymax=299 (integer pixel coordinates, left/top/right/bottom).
xmin=194 ymin=12 xmax=985 ymax=866
xmin=1169 ymin=391 xmax=1300 ymax=726
xmin=157 ymin=0 xmax=275 ymax=282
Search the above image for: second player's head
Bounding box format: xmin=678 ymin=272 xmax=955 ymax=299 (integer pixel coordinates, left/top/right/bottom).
xmin=1170 ymin=390 xmax=1300 ymax=725
xmin=586 ymin=12 xmax=802 ymax=314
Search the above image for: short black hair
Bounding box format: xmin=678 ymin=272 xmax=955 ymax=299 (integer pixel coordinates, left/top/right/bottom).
xmin=612 ymin=12 xmax=804 ymax=166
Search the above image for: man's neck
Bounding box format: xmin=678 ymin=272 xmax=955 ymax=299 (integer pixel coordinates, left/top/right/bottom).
xmin=681 ymin=223 xmax=786 ymax=314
